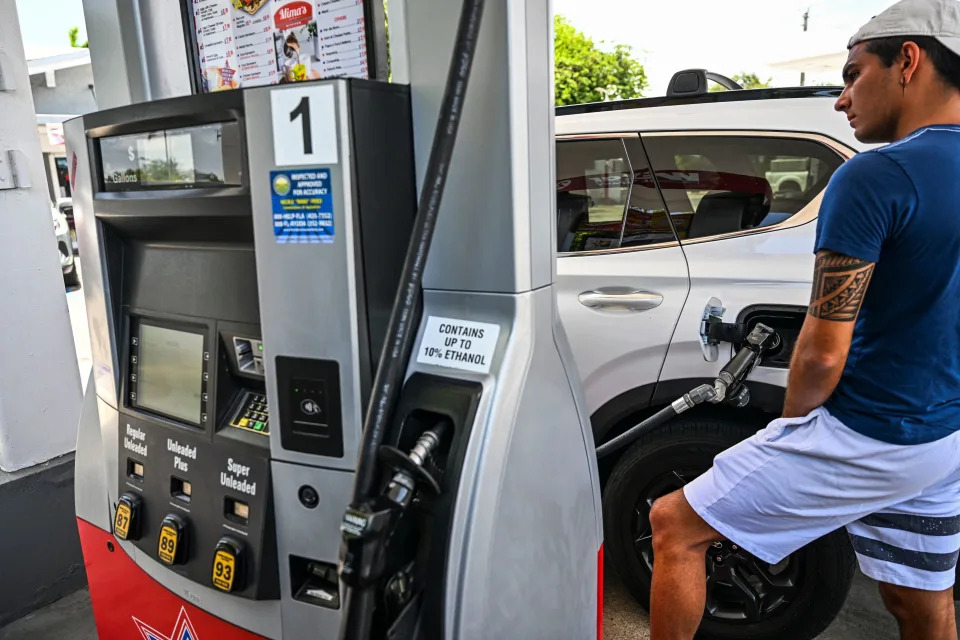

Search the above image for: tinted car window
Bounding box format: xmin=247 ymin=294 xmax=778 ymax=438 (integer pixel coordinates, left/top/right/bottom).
xmin=620 ymin=138 xmax=677 ymax=248
xmin=642 ymin=136 xmax=844 ymax=241
xmin=556 ymin=139 xmax=631 ymax=252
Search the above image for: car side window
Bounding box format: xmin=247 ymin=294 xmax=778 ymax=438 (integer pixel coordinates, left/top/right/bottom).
xmin=642 ymin=136 xmax=844 ymax=242
xmin=556 ymin=139 xmax=631 ymax=253
xmin=620 ymin=138 xmax=677 ymax=248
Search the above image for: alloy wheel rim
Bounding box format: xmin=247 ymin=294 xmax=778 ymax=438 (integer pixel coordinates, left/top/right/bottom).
xmin=629 ymin=467 xmax=802 ymax=622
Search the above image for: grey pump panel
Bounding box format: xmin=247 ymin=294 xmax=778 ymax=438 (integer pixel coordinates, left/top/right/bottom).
xmin=67 ymin=80 xmax=416 ymax=638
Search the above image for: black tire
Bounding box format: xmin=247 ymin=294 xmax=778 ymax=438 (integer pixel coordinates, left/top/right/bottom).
xmin=602 ymin=417 xmax=855 ymax=640
xmin=63 ymin=265 xmax=81 ymax=289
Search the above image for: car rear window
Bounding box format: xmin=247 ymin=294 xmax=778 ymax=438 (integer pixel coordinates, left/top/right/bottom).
xmin=642 ymin=136 xmax=844 ymax=241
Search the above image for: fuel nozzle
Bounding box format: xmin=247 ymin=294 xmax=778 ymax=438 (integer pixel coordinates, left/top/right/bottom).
xmin=379 ymin=422 xmax=447 ymax=508
xmin=339 ymin=421 xmax=449 ymax=591
xmin=710 ymin=323 xmax=780 ymax=404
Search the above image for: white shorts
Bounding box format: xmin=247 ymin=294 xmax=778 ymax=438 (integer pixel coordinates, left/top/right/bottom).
xmin=684 ymin=407 xmax=960 ymax=591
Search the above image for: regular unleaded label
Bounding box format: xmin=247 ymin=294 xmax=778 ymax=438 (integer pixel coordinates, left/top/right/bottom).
xmin=416 ymin=316 xmax=500 ymax=374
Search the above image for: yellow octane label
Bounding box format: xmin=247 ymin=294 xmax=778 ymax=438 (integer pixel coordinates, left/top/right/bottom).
xmin=158 ymin=526 xmax=178 ymax=565
xmin=212 ymin=550 xmax=236 ymax=592
xmin=114 ymin=504 xmax=132 ymax=540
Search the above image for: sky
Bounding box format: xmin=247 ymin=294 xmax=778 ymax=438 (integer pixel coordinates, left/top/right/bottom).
xmin=15 ymin=0 xmax=87 ymax=57
xmin=554 ymin=0 xmax=893 ymax=95
xmin=14 ymin=0 xmax=894 ymax=95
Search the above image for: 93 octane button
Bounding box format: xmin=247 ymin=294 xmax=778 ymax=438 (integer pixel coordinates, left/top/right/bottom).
xmin=212 ymin=550 xmax=236 ymax=592
xmin=212 ymin=537 xmax=244 ymax=592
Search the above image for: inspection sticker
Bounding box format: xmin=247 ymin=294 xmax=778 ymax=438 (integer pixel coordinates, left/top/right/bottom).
xmin=270 ymin=168 xmax=334 ymax=244
xmin=416 ymin=316 xmax=501 ymax=374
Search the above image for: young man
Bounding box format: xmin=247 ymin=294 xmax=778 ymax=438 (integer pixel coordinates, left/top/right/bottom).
xmin=647 ymin=1 xmax=960 ymax=638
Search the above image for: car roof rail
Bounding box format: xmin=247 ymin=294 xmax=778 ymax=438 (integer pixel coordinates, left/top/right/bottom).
xmin=667 ymin=69 xmax=743 ymax=97
xmin=555 ymin=86 xmax=843 ymax=117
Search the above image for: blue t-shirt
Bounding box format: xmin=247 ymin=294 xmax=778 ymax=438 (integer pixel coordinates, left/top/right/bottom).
xmin=815 ymin=125 xmax=960 ymax=445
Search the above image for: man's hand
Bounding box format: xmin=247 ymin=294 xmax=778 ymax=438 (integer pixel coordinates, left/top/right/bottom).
xmin=782 ymin=251 xmax=876 ymax=418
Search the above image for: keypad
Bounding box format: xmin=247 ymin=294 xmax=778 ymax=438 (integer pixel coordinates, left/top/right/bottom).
xmin=230 ymin=393 xmax=269 ymax=435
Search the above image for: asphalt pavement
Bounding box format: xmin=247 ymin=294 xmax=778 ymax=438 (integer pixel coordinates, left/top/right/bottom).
xmin=603 ymin=567 xmax=915 ymax=639
xmin=0 ymin=568 xmax=945 ymax=639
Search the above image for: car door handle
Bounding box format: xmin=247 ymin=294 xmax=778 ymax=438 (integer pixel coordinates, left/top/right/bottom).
xmin=578 ymin=288 xmax=664 ymax=312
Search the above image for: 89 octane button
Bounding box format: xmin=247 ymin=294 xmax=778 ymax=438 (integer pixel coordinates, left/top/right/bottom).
xmin=212 ymin=537 xmax=244 ymax=592
xmin=157 ymin=514 xmax=187 ymax=565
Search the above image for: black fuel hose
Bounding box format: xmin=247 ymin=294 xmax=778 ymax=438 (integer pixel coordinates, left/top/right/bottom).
xmin=351 ymin=0 xmax=486 ymax=502
xmin=596 ymin=384 xmax=716 ymax=459
xmin=339 ymin=2 xmax=485 ymax=638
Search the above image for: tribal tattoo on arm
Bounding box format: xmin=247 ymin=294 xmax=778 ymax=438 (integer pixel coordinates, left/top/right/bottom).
xmin=807 ymin=251 xmax=876 ymax=321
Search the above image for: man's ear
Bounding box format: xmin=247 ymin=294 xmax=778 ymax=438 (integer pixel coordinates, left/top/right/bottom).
xmin=901 ymin=41 xmax=922 ymax=86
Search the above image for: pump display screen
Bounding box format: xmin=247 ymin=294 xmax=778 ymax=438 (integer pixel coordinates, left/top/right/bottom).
xmin=99 ymin=122 xmax=242 ymax=192
xmin=136 ymin=324 xmax=205 ymax=424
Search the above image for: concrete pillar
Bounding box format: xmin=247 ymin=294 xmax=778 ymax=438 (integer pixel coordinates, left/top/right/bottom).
xmin=80 ymin=0 xmax=193 ymax=108
xmin=406 ymin=0 xmax=556 ymax=293
xmin=0 ymin=0 xmax=82 ymax=471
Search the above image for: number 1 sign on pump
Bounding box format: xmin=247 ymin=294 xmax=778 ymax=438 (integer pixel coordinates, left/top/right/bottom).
xmin=270 ymin=83 xmax=338 ymax=166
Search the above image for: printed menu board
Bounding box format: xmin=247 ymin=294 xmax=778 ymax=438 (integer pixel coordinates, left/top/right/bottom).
xmin=192 ymin=0 xmax=370 ymax=92
xmin=235 ymin=0 xmax=278 ymax=87
xmin=194 ymin=0 xmax=240 ymax=92
xmin=316 ymin=1 xmax=368 ymax=78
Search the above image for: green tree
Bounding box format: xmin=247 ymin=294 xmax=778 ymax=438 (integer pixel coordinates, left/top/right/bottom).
xmin=554 ymin=16 xmax=647 ymax=106
xmin=709 ymin=72 xmax=772 ymax=92
xmin=68 ymin=26 xmax=88 ymax=49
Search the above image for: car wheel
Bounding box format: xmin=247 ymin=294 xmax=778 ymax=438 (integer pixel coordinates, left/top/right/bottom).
xmin=63 ymin=265 xmax=81 ymax=289
xmin=602 ymin=417 xmax=855 ymax=640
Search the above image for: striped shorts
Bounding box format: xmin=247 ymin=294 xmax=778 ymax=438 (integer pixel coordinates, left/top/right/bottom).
xmin=685 ymin=407 xmax=960 ymax=591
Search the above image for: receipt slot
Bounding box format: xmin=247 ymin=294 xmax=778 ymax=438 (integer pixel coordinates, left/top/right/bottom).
xmin=67 ymin=80 xmax=415 ymax=638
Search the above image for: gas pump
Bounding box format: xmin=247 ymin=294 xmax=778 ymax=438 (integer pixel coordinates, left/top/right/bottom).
xmin=69 ymin=0 xmax=607 ymax=632
xmin=66 ymin=81 xmax=418 ymax=638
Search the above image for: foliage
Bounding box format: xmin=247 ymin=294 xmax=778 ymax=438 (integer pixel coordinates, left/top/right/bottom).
xmin=384 ymin=0 xmax=391 ymax=81
xmin=554 ymin=16 xmax=647 ymax=106
xmin=709 ymin=72 xmax=772 ymax=92
xmin=68 ymin=26 xmax=88 ymax=49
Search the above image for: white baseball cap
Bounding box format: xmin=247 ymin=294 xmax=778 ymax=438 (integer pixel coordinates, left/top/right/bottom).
xmin=848 ymin=0 xmax=960 ymax=58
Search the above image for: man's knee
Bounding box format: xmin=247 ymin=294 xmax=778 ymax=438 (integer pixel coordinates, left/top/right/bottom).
xmin=878 ymin=581 xmax=954 ymax=624
xmin=879 ymin=582 xmax=914 ymax=621
xmin=649 ymin=490 xmax=716 ymax=557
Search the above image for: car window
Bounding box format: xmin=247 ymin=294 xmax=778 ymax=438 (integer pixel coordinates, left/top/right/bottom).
xmin=642 ymin=136 xmax=844 ymax=242
xmin=620 ymin=137 xmax=678 ymax=248
xmin=556 ymin=139 xmax=631 ymax=253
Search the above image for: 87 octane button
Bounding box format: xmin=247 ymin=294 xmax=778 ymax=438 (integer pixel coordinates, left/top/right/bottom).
xmin=212 ymin=537 xmax=244 ymax=592
xmin=114 ymin=493 xmax=142 ymax=541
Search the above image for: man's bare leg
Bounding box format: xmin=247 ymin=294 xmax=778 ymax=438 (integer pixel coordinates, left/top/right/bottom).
xmin=878 ymin=582 xmax=958 ymax=640
xmin=648 ymin=489 xmax=724 ymax=640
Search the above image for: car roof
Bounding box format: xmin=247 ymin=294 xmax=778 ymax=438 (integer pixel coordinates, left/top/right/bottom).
xmin=555 ymin=88 xmax=867 ymax=153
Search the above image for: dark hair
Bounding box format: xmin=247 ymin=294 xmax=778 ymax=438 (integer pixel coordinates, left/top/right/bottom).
xmin=864 ymin=35 xmax=960 ymax=92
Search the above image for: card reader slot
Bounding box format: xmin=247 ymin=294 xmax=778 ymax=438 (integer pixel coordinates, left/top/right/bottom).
xmin=290 ymin=556 xmax=340 ymax=609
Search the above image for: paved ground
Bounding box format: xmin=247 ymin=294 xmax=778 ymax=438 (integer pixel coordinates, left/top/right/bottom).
xmin=2 ymin=569 xmax=953 ymax=639
xmin=0 ymin=590 xmax=96 ymax=640
xmin=603 ymin=568 xmax=915 ymax=639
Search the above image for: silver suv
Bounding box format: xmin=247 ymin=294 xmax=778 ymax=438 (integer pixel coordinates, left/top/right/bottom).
xmin=556 ymin=79 xmax=867 ymax=640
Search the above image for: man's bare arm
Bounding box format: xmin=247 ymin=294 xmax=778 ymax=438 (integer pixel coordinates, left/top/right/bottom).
xmin=782 ymin=251 xmax=876 ymax=418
